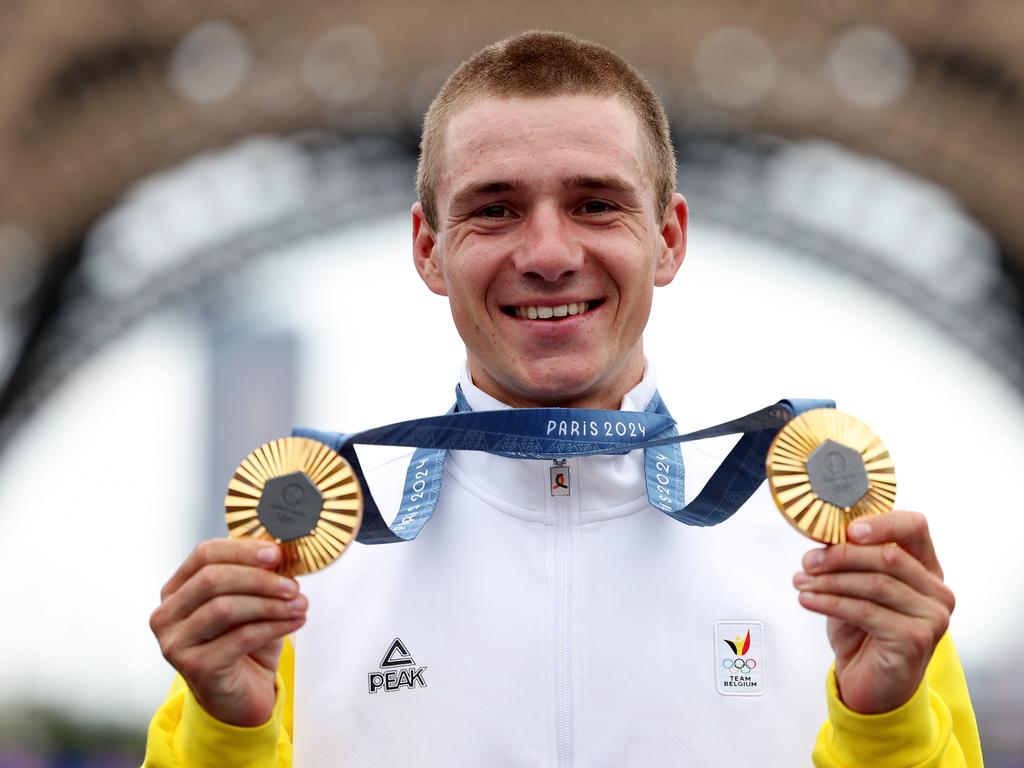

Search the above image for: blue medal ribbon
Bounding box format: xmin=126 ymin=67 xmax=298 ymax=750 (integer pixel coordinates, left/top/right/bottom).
xmin=293 ymin=391 xmax=834 ymax=544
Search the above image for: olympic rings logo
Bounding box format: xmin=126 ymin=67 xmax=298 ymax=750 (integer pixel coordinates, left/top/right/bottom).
xmin=722 ymin=657 xmax=757 ymax=674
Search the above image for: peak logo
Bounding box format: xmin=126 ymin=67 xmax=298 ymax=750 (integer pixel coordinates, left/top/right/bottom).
xmin=368 ymin=638 xmax=428 ymax=694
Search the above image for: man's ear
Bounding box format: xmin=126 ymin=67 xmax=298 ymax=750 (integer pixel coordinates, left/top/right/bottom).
xmin=654 ymin=192 xmax=688 ymax=287
xmin=412 ymin=201 xmax=448 ymax=296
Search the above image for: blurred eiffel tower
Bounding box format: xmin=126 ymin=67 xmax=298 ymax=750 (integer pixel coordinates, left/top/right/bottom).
xmin=1 ymin=0 xmax=1023 ymax=447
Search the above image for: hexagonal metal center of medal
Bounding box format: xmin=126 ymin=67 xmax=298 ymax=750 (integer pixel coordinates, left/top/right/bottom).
xmin=257 ymin=471 xmax=323 ymax=541
xmin=806 ymin=439 xmax=869 ymax=509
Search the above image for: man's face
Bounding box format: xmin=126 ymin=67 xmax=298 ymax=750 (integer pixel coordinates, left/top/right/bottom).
xmin=413 ymin=94 xmax=687 ymax=408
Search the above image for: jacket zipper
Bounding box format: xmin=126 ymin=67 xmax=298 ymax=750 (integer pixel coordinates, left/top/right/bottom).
xmin=551 ymin=459 xmax=575 ymax=767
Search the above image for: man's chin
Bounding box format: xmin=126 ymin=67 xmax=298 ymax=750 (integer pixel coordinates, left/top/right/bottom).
xmin=471 ymin=352 xmax=643 ymax=409
xmin=505 ymin=368 xmax=619 ymax=409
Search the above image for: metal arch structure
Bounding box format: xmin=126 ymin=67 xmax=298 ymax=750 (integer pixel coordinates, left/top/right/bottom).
xmin=0 ymin=137 xmax=417 ymax=455
xmin=2 ymin=2 xmax=1022 ymax=260
xmin=2 ymin=0 xmax=1024 ymax=454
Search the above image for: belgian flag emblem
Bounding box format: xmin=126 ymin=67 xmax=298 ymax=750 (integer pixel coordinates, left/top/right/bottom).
xmin=723 ymin=629 xmax=751 ymax=656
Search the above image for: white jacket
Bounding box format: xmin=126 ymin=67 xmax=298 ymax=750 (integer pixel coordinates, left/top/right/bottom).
xmin=294 ymin=366 xmax=834 ymax=767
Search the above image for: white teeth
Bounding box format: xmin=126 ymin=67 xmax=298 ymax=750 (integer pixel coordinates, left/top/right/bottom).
xmin=512 ymin=301 xmax=592 ymax=320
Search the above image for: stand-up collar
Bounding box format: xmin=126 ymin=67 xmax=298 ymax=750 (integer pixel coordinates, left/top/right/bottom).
xmin=446 ymin=362 xmax=659 ymax=524
xmin=457 ymin=362 xmax=658 ymax=416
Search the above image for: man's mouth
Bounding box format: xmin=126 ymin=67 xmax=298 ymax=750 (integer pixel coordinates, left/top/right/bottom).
xmin=502 ymin=300 xmax=602 ymax=320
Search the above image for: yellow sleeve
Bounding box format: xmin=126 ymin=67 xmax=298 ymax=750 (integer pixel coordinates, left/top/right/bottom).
xmin=142 ymin=639 xmax=295 ymax=768
xmin=812 ymin=634 xmax=984 ymax=767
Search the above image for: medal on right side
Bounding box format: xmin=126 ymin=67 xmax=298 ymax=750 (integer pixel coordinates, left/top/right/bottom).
xmin=765 ymin=409 xmax=897 ymax=544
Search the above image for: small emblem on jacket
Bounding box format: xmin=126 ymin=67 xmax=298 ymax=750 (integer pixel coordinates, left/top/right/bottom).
xmin=550 ymin=464 xmax=571 ymax=496
xmin=368 ymin=637 xmax=428 ymax=694
xmin=714 ymin=621 xmax=765 ymax=696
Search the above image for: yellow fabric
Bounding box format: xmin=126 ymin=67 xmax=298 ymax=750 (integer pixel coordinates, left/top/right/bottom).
xmin=145 ymin=636 xmax=982 ymax=767
xmin=142 ymin=639 xmax=294 ymax=767
xmin=812 ymin=633 xmax=984 ymax=767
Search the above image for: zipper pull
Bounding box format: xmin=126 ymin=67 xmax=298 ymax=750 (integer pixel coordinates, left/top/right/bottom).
xmin=550 ymin=459 xmax=570 ymax=497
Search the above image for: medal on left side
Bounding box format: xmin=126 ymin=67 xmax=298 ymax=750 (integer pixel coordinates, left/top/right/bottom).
xmin=224 ymin=437 xmax=364 ymax=576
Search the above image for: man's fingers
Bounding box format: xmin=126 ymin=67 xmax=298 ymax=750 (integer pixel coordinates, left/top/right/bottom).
xmin=160 ymin=539 xmax=280 ymax=600
xmin=172 ymin=593 xmax=308 ymax=649
xmin=181 ymin=617 xmax=306 ymax=678
xmin=154 ymin=564 xmax=299 ymax=629
xmin=797 ymin=590 xmax=948 ymax=650
xmin=188 ymin=618 xmax=305 ymax=675
xmin=845 ymin=510 xmax=943 ymax=578
xmin=801 ymin=540 xmax=954 ymax=611
xmin=793 ymin=570 xmax=948 ymax=622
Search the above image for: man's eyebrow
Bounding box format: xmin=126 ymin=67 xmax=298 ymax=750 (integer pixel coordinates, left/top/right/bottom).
xmin=449 ymin=180 xmax=520 ymax=211
xmin=563 ymin=174 xmax=640 ymax=197
xmin=447 ymin=175 xmax=641 ymax=213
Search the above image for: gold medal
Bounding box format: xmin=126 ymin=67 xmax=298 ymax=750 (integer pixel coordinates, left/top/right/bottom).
xmin=224 ymin=437 xmax=363 ymax=576
xmin=765 ymin=409 xmax=896 ymax=544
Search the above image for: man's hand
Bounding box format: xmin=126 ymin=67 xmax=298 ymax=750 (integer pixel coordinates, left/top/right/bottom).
xmin=149 ymin=539 xmax=307 ymax=727
xmin=792 ymin=510 xmax=955 ymax=714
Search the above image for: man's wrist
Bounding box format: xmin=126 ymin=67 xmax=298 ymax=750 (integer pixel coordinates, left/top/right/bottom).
xmin=815 ymin=664 xmax=952 ymax=766
xmin=175 ymin=677 xmax=285 ymax=766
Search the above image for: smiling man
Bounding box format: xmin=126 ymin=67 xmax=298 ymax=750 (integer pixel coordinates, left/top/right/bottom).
xmin=413 ymin=92 xmax=684 ymax=410
xmin=145 ymin=31 xmax=981 ymax=767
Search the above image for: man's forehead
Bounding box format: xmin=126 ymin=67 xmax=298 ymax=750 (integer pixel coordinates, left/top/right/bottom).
xmin=450 ymin=92 xmax=635 ymax=125
xmin=438 ymin=94 xmax=648 ymax=197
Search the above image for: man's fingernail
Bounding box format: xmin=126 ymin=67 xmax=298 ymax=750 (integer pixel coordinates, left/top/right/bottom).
xmin=805 ymin=550 xmax=825 ymax=569
xmin=849 ymin=522 xmax=872 ymax=541
xmin=257 ymin=547 xmax=278 ymax=564
xmin=793 ymin=572 xmax=813 ymax=588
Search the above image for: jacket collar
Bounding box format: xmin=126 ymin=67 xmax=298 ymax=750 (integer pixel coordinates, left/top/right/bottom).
xmin=444 ymin=362 xmax=659 ymax=524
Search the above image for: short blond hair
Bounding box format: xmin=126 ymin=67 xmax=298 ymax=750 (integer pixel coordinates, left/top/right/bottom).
xmin=415 ymin=30 xmax=677 ymax=230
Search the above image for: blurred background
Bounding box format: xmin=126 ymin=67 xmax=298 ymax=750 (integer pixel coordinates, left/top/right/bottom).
xmin=1 ymin=1 xmax=1022 ymax=765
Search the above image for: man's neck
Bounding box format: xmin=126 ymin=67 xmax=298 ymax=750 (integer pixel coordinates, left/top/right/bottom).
xmin=461 ymin=360 xmax=656 ymax=413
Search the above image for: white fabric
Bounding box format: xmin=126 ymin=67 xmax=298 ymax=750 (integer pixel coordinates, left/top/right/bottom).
xmin=294 ymin=365 xmax=834 ymax=767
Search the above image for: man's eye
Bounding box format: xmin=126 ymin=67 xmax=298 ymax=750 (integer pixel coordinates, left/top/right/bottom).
xmin=578 ymin=200 xmax=614 ymax=214
xmin=477 ymin=204 xmax=510 ymax=218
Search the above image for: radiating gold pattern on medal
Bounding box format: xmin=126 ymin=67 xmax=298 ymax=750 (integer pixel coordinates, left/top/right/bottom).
xmin=766 ymin=409 xmax=896 ymax=544
xmin=224 ymin=437 xmax=363 ymax=576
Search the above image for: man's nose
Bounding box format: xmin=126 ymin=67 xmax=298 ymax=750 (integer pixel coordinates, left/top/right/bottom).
xmin=512 ymin=205 xmax=583 ymax=282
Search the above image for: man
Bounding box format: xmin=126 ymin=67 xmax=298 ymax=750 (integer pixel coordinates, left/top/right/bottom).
xmin=145 ymin=31 xmax=982 ymax=766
